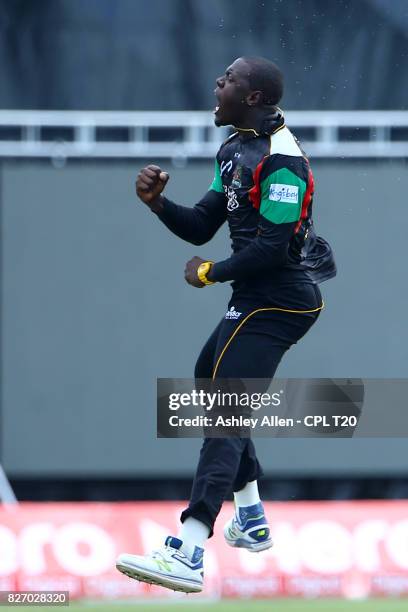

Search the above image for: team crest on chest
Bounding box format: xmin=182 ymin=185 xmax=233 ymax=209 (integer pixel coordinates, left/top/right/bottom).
xmin=231 ymin=165 xmax=243 ymax=189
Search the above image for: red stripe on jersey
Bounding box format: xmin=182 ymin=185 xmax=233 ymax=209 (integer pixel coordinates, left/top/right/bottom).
xmin=295 ymin=165 xmax=314 ymax=234
xmin=248 ymin=157 xmax=266 ymax=210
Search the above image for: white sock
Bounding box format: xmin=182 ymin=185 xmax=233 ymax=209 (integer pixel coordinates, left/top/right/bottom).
xmin=234 ymin=480 xmax=261 ymax=508
xmin=178 ymin=517 xmax=210 ymax=559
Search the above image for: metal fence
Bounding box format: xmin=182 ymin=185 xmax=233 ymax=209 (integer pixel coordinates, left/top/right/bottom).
xmin=0 ymin=110 xmax=407 ymax=160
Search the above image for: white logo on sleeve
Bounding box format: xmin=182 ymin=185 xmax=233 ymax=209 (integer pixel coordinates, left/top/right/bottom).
xmin=225 ymin=306 xmax=242 ymax=320
xmin=269 ymin=184 xmax=299 ymax=204
xmin=220 ymin=160 xmax=233 ymax=176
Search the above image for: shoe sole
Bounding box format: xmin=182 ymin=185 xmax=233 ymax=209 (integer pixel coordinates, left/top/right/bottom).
xmin=224 ymin=534 xmax=274 ymax=552
xmin=116 ymin=560 xmax=203 ymax=594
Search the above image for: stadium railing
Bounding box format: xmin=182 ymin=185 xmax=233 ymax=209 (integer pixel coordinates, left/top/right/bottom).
xmin=0 ymin=110 xmax=407 ymax=159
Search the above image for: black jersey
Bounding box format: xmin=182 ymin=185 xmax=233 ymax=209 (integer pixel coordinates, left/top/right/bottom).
xmin=157 ymin=114 xmax=336 ymax=294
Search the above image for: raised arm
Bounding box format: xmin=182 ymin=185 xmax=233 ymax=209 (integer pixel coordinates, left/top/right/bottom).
xmin=136 ymin=164 xmax=227 ymax=246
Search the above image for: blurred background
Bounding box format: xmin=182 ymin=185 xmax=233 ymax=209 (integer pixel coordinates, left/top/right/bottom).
xmin=0 ymin=0 xmax=407 ymax=608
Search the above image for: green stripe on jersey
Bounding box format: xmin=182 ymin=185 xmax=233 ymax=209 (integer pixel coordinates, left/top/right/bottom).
xmin=209 ymin=159 xmax=224 ymax=193
xmin=260 ymin=167 xmax=306 ymax=224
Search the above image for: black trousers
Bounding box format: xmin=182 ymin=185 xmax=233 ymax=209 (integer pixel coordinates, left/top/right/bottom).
xmin=180 ymin=283 xmax=323 ymax=536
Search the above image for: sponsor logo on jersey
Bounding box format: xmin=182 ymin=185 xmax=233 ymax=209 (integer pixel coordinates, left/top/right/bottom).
xmin=225 ymin=306 xmax=242 ymax=320
xmin=269 ymin=183 xmax=299 ymax=204
xmin=225 ymin=186 xmax=240 ymax=211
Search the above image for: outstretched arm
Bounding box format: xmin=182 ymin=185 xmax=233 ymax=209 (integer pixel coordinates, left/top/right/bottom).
xmin=136 ymin=164 xmax=227 ymax=246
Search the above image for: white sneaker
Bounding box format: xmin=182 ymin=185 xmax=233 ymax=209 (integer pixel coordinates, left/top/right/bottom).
xmin=224 ymin=502 xmax=273 ymax=552
xmin=116 ymin=536 xmax=204 ymax=593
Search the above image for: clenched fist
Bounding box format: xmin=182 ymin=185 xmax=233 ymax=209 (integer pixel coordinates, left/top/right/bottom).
xmin=136 ymin=165 xmax=169 ymax=213
xmin=184 ymin=256 xmax=207 ymax=288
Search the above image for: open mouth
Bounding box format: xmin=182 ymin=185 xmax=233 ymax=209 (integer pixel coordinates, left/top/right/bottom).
xmin=213 ymin=89 xmax=221 ymax=114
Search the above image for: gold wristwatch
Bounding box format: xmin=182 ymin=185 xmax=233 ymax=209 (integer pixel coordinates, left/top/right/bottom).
xmin=197 ymin=261 xmax=215 ymax=285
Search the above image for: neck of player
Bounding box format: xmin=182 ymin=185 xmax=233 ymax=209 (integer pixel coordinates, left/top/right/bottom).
xmin=234 ymin=108 xmax=272 ymax=135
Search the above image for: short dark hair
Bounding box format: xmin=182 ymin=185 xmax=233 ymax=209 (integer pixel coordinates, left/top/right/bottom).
xmin=241 ymin=56 xmax=284 ymax=106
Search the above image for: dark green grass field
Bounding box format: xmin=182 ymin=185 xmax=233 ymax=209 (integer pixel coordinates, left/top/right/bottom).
xmin=4 ymin=600 xmax=406 ymax=612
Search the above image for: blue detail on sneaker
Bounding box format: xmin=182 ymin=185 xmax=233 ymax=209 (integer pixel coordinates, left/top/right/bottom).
xmin=248 ymin=527 xmax=271 ymax=542
xmin=165 ymin=536 xmax=204 ymax=571
xmin=165 ymin=536 xmax=182 ymax=549
xmin=236 ymin=502 xmax=267 ymax=530
xmin=224 ymin=502 xmax=273 ymax=552
xmin=190 ymin=545 xmax=204 ymax=566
